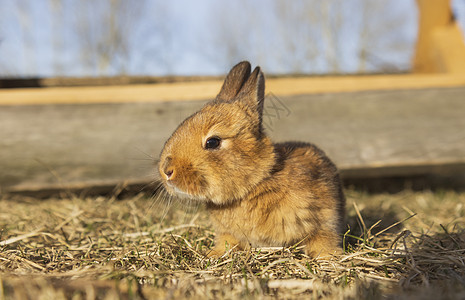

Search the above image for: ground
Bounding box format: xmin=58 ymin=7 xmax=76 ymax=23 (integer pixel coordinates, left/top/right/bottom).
xmin=1 ymin=189 xmax=464 ymax=299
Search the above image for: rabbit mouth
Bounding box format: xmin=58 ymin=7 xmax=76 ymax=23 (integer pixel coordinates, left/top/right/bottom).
xmin=164 ymin=181 xmax=207 ymax=201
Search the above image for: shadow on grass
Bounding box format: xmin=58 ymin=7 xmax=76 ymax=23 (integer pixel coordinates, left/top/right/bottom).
xmin=344 ymin=202 xmax=465 ymax=298
xmin=344 ymin=204 xmax=402 ymax=250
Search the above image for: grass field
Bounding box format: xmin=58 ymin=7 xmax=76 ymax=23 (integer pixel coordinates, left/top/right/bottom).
xmin=1 ymin=188 xmax=464 ymax=299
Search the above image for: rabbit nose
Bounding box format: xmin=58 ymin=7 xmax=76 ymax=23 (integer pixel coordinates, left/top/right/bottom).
xmin=164 ymin=167 xmax=174 ymax=180
xmin=162 ymin=157 xmax=175 ymax=180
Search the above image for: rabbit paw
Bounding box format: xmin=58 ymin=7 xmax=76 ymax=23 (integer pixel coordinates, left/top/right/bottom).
xmin=305 ymin=232 xmax=342 ymax=258
xmin=207 ymin=234 xmax=241 ymax=258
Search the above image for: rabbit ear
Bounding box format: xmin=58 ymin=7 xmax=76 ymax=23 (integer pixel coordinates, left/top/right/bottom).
xmin=236 ymin=66 xmax=265 ymax=131
xmin=216 ymin=61 xmax=251 ymax=101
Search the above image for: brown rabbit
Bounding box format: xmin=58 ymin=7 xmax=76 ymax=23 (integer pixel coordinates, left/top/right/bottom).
xmin=158 ymin=61 xmax=345 ymax=258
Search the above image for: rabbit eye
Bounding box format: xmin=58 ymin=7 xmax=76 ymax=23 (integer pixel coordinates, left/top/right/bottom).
xmin=205 ymin=137 xmax=221 ymax=150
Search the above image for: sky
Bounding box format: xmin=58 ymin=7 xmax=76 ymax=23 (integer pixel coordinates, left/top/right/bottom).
xmin=0 ymin=0 xmax=464 ymax=78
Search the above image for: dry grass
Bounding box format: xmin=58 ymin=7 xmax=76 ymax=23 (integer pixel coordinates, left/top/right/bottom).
xmin=1 ymin=189 xmax=464 ymax=299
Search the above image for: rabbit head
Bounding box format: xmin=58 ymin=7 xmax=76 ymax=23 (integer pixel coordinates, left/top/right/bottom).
xmin=158 ymin=61 xmax=276 ymax=205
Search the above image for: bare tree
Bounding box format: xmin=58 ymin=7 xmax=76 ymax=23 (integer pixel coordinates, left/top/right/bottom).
xmin=208 ymin=0 xmax=255 ymax=68
xmin=273 ymin=0 xmax=320 ymax=73
xmin=73 ymin=0 xmax=146 ymax=75
xmin=209 ymin=0 xmax=323 ymax=74
xmin=208 ymin=0 xmax=414 ymax=75
xmin=2 ymin=0 xmax=416 ymax=77
xmin=16 ymin=0 xmax=37 ymax=76
xmin=320 ymin=1 xmax=342 ymax=73
xmin=50 ymin=0 xmax=65 ymax=75
xmin=0 ymin=15 xmax=11 ymax=75
xmin=357 ymin=0 xmax=414 ymax=73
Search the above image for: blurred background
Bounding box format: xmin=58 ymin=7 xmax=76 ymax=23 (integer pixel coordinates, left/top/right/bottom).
xmin=1 ymin=0 xmax=465 ymax=195
xmin=1 ymin=0 xmax=464 ymax=78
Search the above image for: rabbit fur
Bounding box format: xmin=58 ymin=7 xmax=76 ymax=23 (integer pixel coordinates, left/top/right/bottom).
xmin=159 ymin=61 xmax=346 ymax=258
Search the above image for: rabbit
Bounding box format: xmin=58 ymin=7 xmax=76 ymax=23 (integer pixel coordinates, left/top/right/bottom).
xmin=158 ymin=61 xmax=346 ymax=258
